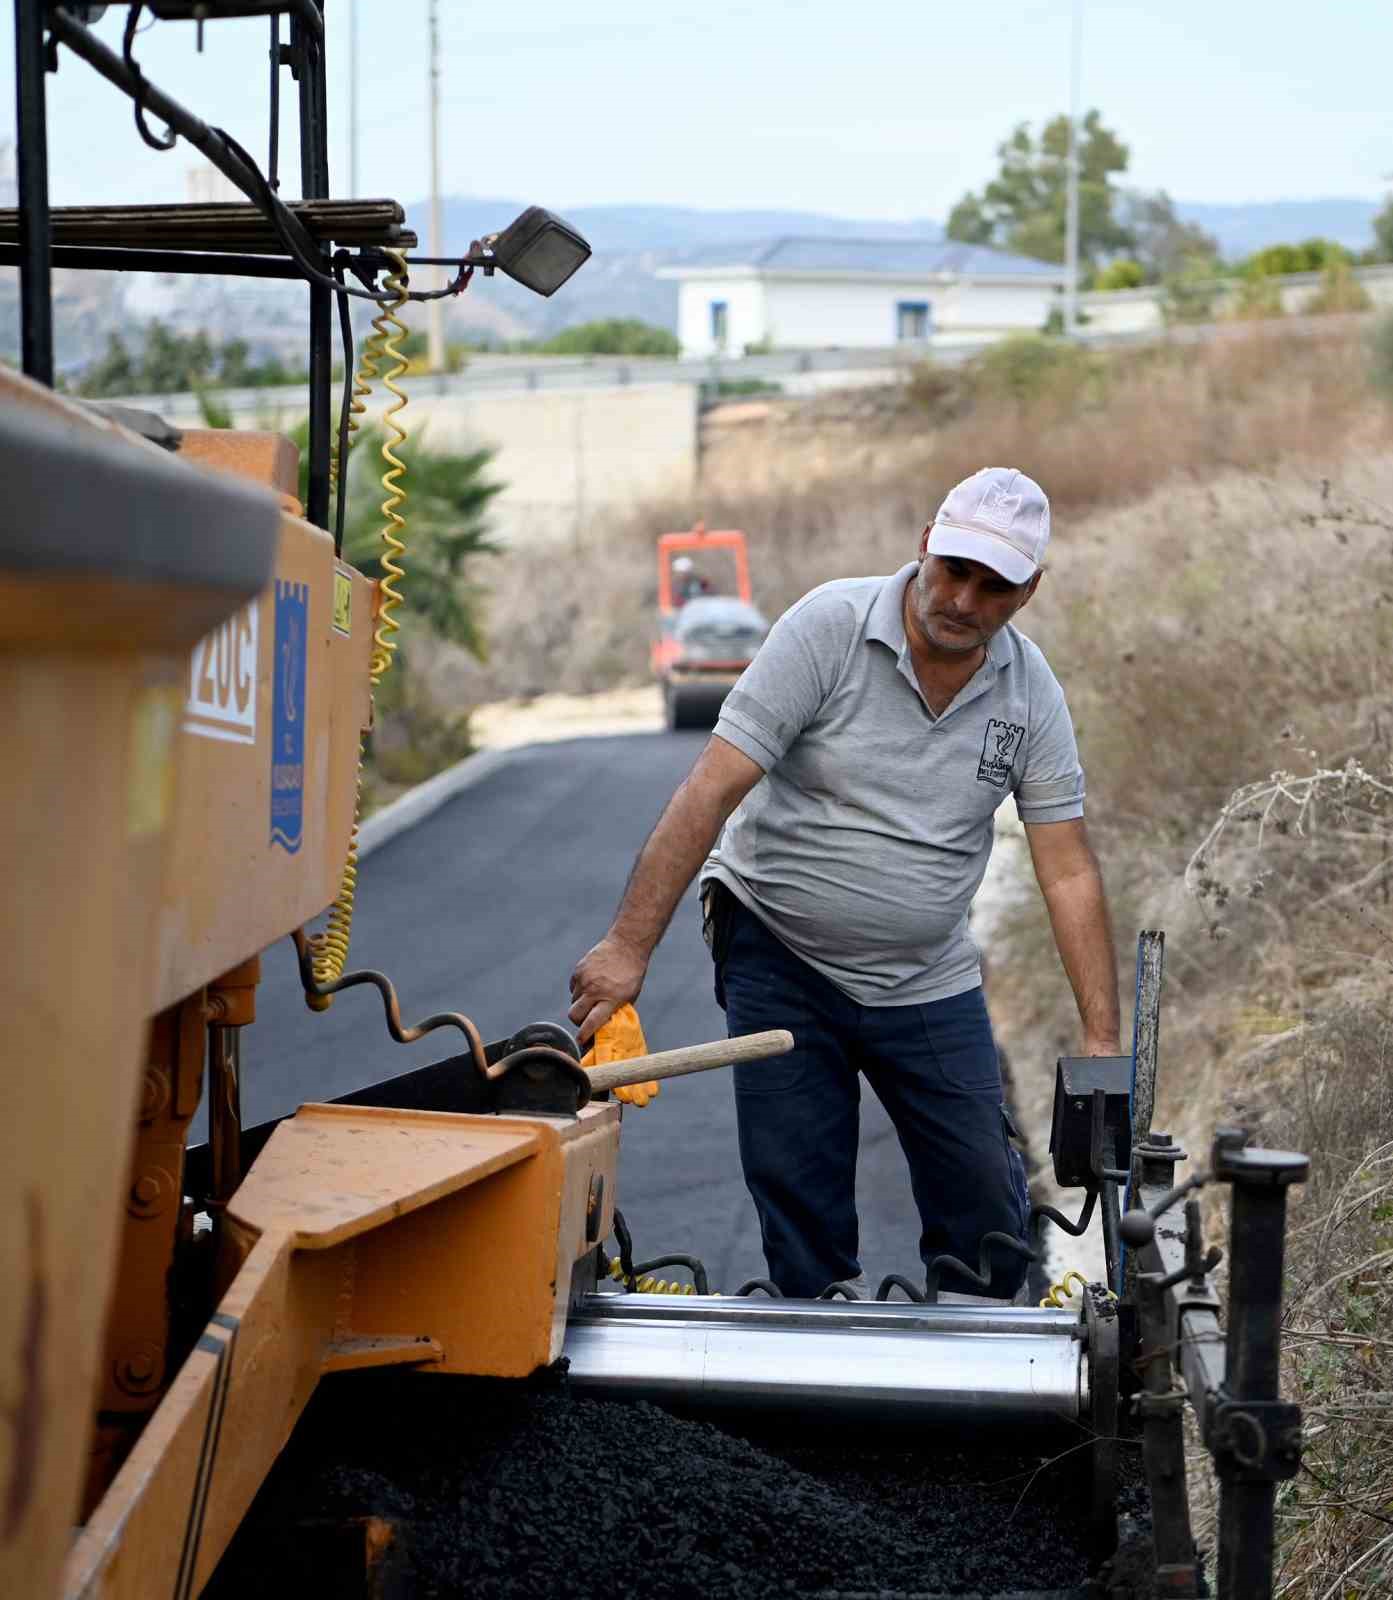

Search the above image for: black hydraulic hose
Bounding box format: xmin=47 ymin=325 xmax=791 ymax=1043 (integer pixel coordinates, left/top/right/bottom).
xmin=876 ymin=1274 xmax=928 ymax=1303
xmin=631 ymin=1255 xmax=710 ymax=1296
xmin=331 ymin=258 xmax=355 ymax=556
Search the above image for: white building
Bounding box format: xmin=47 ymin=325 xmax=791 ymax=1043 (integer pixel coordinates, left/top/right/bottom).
xmin=660 ymin=238 xmax=1066 ymax=359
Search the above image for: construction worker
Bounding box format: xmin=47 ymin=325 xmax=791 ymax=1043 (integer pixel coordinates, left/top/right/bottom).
xmin=672 ymin=555 xmax=710 ymax=603
xmin=570 ymin=468 xmax=1119 ymax=1301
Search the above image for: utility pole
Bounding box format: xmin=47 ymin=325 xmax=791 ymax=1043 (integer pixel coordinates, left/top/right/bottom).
xmin=347 ymin=0 xmax=359 ymax=197
xmin=1063 ymin=0 xmax=1082 ymax=337
xmin=427 ymin=0 xmax=446 ymax=374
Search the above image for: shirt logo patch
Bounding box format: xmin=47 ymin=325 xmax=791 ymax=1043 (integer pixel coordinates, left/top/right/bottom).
xmin=977 ymin=718 xmax=1025 ymax=788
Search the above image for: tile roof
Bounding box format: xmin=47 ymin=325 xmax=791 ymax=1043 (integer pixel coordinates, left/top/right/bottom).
xmin=672 ymin=236 xmax=1064 ymax=278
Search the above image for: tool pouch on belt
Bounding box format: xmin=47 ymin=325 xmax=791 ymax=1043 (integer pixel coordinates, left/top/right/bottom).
xmin=701 ymin=879 xmax=737 ymax=1011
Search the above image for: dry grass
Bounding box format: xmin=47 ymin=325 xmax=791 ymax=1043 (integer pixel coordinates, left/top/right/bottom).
xmin=962 ymin=348 xmax=1393 ymax=1590
xmin=1266 ymin=1008 xmax=1393 ymax=1598
xmin=449 ymin=320 xmax=1385 ymax=710
xmin=990 ymin=461 xmax=1393 ymax=1124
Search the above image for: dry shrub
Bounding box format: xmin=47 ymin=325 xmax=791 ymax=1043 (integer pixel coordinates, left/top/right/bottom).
xmin=1264 ymin=1006 xmax=1393 ymax=1598
xmin=921 ymin=324 xmax=1372 ymax=520
xmin=985 ymin=463 xmax=1393 ymax=1595
xmin=990 ymin=464 xmax=1393 ymax=1082
xmin=455 ymin=321 xmax=1382 ymax=710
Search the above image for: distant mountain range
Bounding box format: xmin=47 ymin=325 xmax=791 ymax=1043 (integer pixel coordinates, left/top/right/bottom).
xmin=7 ymin=194 xmax=1383 ymax=371
xmin=402 ymin=194 xmax=1384 ymax=342
xmin=1174 ymin=197 xmax=1380 ymax=256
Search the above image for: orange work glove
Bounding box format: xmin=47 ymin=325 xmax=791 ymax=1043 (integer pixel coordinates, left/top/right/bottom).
xmin=580 ymin=1003 xmax=660 ymax=1107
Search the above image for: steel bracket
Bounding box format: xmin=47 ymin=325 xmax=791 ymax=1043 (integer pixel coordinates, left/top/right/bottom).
xmin=1134 ymin=1386 xmax=1188 ymax=1420
xmin=1207 ymin=1394 xmax=1303 ymax=1480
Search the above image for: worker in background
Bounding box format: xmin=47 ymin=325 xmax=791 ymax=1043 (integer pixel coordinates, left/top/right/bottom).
xmin=570 ymin=468 xmax=1119 ymax=1302
xmin=672 ymin=555 xmax=710 ymax=603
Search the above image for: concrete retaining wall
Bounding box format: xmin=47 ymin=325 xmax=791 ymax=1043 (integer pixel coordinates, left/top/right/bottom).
xmin=238 ymin=380 xmax=700 ymax=546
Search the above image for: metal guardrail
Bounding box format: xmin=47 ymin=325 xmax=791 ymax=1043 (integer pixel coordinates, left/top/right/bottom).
xmin=96 ymin=309 xmax=1377 ymax=422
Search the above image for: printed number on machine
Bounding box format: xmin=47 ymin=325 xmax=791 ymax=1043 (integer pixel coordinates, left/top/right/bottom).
xmin=185 ymin=601 xmax=259 ymax=744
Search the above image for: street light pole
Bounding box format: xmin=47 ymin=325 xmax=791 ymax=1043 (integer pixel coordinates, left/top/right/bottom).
xmin=347 ymin=0 xmax=359 ymax=196
xmin=427 ymin=0 xmax=446 ymax=374
xmin=1063 ymin=0 xmax=1082 ymax=337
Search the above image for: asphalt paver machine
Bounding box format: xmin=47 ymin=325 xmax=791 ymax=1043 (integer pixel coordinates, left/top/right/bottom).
xmin=1 ymin=8 xmax=1310 ymax=1598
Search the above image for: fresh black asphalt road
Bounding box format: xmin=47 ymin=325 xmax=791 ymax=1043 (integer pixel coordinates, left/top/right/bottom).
xmin=241 ymin=730 xmax=926 ymax=1295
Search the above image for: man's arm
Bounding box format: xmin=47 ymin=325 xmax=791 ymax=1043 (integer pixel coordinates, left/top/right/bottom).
xmin=568 ymin=735 xmax=764 ymax=1042
xmin=1023 ymin=817 xmax=1120 ymax=1055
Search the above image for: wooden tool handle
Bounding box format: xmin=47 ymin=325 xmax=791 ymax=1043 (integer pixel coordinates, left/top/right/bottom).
xmin=585 ymin=1029 xmax=793 ymax=1093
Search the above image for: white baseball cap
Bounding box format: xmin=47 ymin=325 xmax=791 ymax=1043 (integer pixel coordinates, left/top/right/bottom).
xmin=927 ymin=467 xmax=1050 ymax=584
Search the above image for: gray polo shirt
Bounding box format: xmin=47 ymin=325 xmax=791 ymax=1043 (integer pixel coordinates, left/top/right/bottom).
xmin=701 ymin=562 xmax=1085 ymax=1006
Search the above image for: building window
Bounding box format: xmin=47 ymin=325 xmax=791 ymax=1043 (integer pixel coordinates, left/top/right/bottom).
xmin=896 ymin=301 xmax=931 ymax=341
xmin=710 ymin=300 xmax=729 ymax=348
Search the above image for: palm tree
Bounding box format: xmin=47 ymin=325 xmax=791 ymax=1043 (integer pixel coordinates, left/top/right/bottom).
xmin=336 ymin=423 xmax=502 ymax=663
xmin=282 ymin=416 xmax=503 ymax=663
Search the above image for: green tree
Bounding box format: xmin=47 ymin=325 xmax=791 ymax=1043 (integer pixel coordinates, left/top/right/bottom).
xmin=140 ymin=320 xmax=197 ymax=392
xmin=77 ymin=325 xmax=306 ymax=397
xmin=78 ymin=332 xmax=137 ymax=397
xmin=538 ymin=318 xmax=679 ymax=357
xmin=1241 ymin=238 xmax=1350 ymax=278
xmin=1120 ymin=190 xmax=1220 ymax=283
xmin=1162 ymin=252 xmax=1224 ymax=325
xmin=1092 ymin=258 xmax=1144 ymax=291
xmin=945 ymin=110 xmax=1134 ymax=268
xmin=1373 ymin=195 xmax=1393 ymax=263
xmin=317 ymin=423 xmax=503 ymax=661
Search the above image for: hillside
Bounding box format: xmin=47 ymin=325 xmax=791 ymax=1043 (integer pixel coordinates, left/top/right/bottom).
xmin=2 ymin=193 xmax=1383 ymax=372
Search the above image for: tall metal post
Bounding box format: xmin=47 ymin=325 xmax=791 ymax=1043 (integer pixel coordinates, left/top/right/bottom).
xmin=427 ymin=0 xmax=446 ymax=374
xmin=294 ymin=2 xmax=332 ymax=530
xmin=1124 ymin=929 xmax=1165 ymax=1295
xmin=14 ymin=0 xmax=53 ymax=384
xmin=1063 ymin=0 xmax=1082 ymax=338
xmin=1211 ymin=1132 xmax=1308 ymax=1599
xmin=347 ymin=0 xmax=359 ymax=196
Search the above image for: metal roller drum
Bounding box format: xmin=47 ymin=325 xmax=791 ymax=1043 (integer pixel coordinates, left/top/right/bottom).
xmin=564 ymin=1294 xmax=1087 ymax=1424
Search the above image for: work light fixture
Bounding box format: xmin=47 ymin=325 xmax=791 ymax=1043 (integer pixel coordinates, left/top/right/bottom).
xmin=468 ymin=207 xmax=592 ymax=298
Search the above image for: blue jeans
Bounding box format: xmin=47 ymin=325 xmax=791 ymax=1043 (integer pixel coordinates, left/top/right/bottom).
xmin=714 ymin=893 xmax=1030 ymax=1300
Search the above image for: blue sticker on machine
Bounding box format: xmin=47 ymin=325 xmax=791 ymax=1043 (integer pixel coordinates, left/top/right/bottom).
xmin=270 ymin=580 xmax=308 ymax=853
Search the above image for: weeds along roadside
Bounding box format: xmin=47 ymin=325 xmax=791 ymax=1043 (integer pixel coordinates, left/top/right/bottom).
xmin=966 ymin=350 xmax=1392 ymax=1589
xmin=467 ymin=319 xmax=1383 ymax=702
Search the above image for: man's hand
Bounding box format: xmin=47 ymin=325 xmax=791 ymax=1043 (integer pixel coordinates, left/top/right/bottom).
xmin=565 ymin=736 xmax=764 ymax=1046
xmin=569 ymin=934 xmax=648 ymax=1045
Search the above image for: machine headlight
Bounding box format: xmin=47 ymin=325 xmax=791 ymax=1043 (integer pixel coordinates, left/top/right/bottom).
xmin=478 ymin=207 xmax=592 ymax=298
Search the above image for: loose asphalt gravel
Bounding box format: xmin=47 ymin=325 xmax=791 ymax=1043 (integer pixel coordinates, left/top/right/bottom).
xmin=208 ymin=1373 xmax=1146 ymax=1600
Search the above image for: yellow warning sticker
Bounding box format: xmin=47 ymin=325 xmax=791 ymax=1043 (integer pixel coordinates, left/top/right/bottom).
xmin=127 ymin=684 xmax=181 ymax=839
xmin=333 ymin=566 xmax=353 ymax=637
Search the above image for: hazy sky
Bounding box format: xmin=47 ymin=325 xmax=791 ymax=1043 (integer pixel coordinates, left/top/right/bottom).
xmin=1 ymin=2 xmax=1387 ymax=222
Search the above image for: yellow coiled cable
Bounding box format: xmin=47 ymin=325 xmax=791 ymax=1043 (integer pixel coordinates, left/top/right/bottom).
xmin=605 ymin=1258 xmax=699 ymax=1296
xmin=306 ymin=250 xmax=411 ymax=1008
xmin=1040 ymin=1269 xmax=1118 ymax=1308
